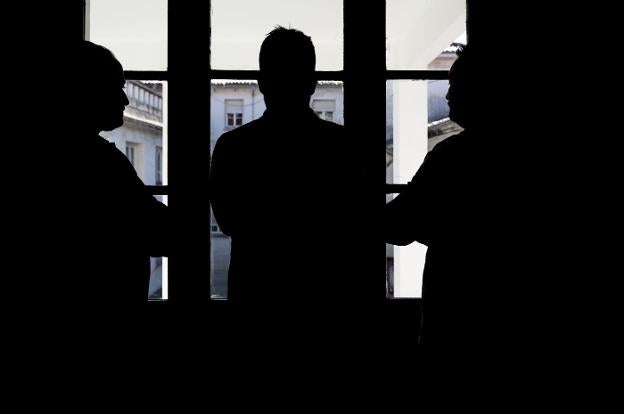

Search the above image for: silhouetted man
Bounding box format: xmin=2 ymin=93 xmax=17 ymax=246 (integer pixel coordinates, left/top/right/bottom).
xmin=47 ymin=41 xmax=168 ymax=303
xmin=210 ymin=27 xmax=365 ymax=302
xmin=385 ymin=45 xmax=515 ymax=342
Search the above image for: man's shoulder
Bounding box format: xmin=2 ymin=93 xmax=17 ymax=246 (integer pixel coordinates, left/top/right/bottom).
xmin=317 ymin=118 xmax=345 ymax=133
xmin=92 ymin=135 xmax=127 ymax=160
xmin=219 ymin=118 xmax=264 ymax=140
xmin=214 ymin=119 xmax=266 ymax=155
xmin=429 ymin=130 xmax=472 ymax=155
xmin=314 ymin=119 xmax=350 ymax=147
xmin=91 ymin=134 xmax=115 ymax=148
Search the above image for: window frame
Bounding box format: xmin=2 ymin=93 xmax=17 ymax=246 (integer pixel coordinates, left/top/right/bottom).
xmin=155 ymin=145 xmax=163 ymax=186
xmin=225 ymin=99 xmax=244 ymax=127
xmin=125 ymin=142 xmax=136 ymax=167
xmin=82 ymin=0 xmax=470 ymax=304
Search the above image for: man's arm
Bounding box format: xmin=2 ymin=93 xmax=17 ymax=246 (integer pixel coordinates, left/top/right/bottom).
xmin=107 ymin=142 xmax=170 ymax=257
xmin=209 ymin=136 xmax=234 ymax=236
xmin=385 ymin=149 xmax=444 ymax=247
xmin=143 ymin=193 xmax=169 ymax=257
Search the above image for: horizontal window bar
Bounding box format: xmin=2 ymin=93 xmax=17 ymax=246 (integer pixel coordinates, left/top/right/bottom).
xmin=386 ymin=184 xmax=408 ymax=194
xmin=210 ymin=70 xmax=345 ymax=81
xmin=146 ymin=185 xmax=168 ymax=195
xmin=125 ymin=71 xmax=169 ymax=81
xmin=148 ymin=185 xmax=404 ymax=195
xmin=203 ymin=297 xmax=422 ymax=304
xmin=124 ymin=70 xmax=449 ymax=82
xmin=385 ymin=70 xmax=449 ymax=80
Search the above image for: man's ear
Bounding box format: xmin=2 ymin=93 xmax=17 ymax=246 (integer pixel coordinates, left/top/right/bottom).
xmin=306 ymin=77 xmax=317 ymax=96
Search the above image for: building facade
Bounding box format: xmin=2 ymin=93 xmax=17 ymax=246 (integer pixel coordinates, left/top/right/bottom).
xmin=100 ymin=80 xmax=165 ymax=298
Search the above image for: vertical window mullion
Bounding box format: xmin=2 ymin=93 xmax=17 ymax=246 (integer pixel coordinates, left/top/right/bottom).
xmin=343 ymin=0 xmax=387 ymax=300
xmin=81 ymin=0 xmax=88 ymax=41
xmin=168 ymin=0 xmax=213 ymax=302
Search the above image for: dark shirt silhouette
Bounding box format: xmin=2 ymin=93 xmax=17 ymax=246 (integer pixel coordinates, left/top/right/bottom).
xmin=385 ymin=45 xmax=514 ymax=342
xmin=210 ymin=27 xmax=365 ymax=302
xmin=46 ymin=41 xmax=168 ymax=303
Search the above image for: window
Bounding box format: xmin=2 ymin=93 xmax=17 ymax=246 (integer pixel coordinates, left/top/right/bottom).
xmin=385 ymin=0 xmax=466 ymax=298
xmin=227 ymin=113 xmax=242 ymax=126
xmin=85 ymin=0 xmax=468 ymax=303
xmin=225 ymin=99 xmax=244 ymax=127
xmin=386 ymin=0 xmax=465 ymax=70
xmin=211 ymin=0 xmax=343 ymax=70
xmin=87 ymin=1 xmax=170 ymax=301
xmin=88 ymin=0 xmax=167 ymax=70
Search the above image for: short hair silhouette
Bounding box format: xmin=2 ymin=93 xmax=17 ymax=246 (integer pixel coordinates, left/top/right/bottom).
xmin=259 ymin=26 xmax=316 ymax=73
xmin=77 ymin=41 xmax=128 ymax=132
xmin=447 ymin=44 xmax=482 ymax=128
xmin=451 ymin=44 xmax=470 ymax=76
xmin=258 ymin=26 xmax=317 ymax=108
xmin=77 ymin=41 xmax=121 ymax=84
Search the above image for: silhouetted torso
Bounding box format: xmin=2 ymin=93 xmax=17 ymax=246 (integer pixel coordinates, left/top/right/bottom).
xmin=211 ymin=109 xmax=365 ymax=302
xmin=50 ymin=133 xmax=167 ymax=303
xmin=386 ymin=129 xmax=518 ymax=343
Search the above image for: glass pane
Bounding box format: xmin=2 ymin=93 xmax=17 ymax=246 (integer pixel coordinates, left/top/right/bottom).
xmin=386 ymin=0 xmax=466 ymax=70
xmin=211 ymin=0 xmax=343 ymax=70
xmin=88 ymin=0 xmax=167 ymax=71
xmin=100 ymin=80 xmax=168 ymax=300
xmin=386 ymin=79 xmax=463 ymax=298
xmin=210 ymin=80 xmax=344 ymax=299
xmin=149 ymin=256 xmax=166 ymax=299
xmin=150 ymin=195 xmax=168 ymax=301
xmin=210 ymin=205 xmax=231 ymax=300
xmin=101 ymin=81 xmax=168 ymax=186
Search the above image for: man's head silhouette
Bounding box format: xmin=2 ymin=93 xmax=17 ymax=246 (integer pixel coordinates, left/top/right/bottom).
xmin=446 ymin=44 xmax=482 ymax=129
xmin=77 ymin=41 xmax=129 ymax=133
xmin=258 ymin=27 xmax=317 ymax=113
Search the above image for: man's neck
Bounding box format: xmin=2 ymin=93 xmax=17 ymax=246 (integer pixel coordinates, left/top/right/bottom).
xmin=71 ymin=125 xmax=102 ymax=145
xmin=264 ymin=106 xmax=313 ymax=120
xmin=76 ymin=124 xmax=101 ymax=137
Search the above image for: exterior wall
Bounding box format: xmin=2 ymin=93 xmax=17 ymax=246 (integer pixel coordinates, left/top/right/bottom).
xmin=428 ymin=80 xmax=451 ymax=123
